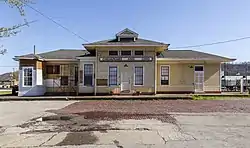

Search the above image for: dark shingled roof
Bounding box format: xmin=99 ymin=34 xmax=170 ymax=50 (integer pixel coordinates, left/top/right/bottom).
xmin=158 ymin=50 xmax=235 ymax=61
xmin=84 ymin=38 xmax=168 ymax=46
xmin=15 ymin=49 xmax=90 ymax=60
xmin=15 ymin=49 xmax=235 ymax=62
xmin=84 ymin=28 xmax=169 ymax=47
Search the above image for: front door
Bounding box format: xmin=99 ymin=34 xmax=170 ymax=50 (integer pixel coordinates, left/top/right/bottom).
xmin=194 ymin=65 xmax=204 ymax=92
xmin=121 ymin=72 xmax=130 ymax=91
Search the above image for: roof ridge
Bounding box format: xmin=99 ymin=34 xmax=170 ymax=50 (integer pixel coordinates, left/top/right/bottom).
xmin=59 ymin=49 xmax=83 ymax=51
xmin=167 ymin=49 xmax=193 ymax=51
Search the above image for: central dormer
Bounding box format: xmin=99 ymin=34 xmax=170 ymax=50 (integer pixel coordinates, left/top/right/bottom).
xmin=83 ymin=28 xmax=169 ymax=53
xmin=116 ymin=28 xmax=139 ymax=42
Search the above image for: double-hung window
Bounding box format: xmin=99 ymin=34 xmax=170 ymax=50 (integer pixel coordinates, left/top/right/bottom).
xmin=84 ymin=64 xmax=93 ymax=86
xmin=23 ymin=67 xmax=33 ymax=87
xmin=161 ymin=66 xmax=169 ymax=85
xmin=46 ymin=65 xmax=60 ymax=74
xmin=109 ymin=66 xmax=118 ymax=86
xmin=134 ymin=66 xmax=143 ymax=86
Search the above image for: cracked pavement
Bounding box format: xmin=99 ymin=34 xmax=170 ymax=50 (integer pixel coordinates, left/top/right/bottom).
xmin=1 ymin=101 xmax=250 ymax=147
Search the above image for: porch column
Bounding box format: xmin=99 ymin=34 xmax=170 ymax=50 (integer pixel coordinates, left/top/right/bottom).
xmin=94 ymin=52 xmax=97 ymax=96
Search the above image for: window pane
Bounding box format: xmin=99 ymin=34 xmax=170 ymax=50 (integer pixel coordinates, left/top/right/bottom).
xmin=109 ymin=51 xmax=118 ymax=56
xmin=84 ymin=75 xmax=93 ymax=86
xmin=24 ymin=77 xmax=28 ymax=86
xmin=109 ymin=66 xmax=117 ymax=86
xmin=46 ymin=66 xmax=53 ymax=74
xmin=135 ymin=51 xmax=143 ymax=55
xmin=121 ymin=51 xmax=131 ymax=56
xmin=79 ymin=70 xmax=83 ymax=83
xmin=27 ymin=77 xmax=32 ymax=86
xmin=161 ymin=80 xmax=169 ymax=85
xmin=24 ymin=69 xmax=27 ymax=76
xmin=46 ymin=65 xmax=60 ymax=74
xmin=61 ymin=76 xmax=68 ymax=86
xmin=135 ymin=67 xmax=143 ymax=85
xmin=28 ymin=69 xmax=32 ymax=76
xmin=54 ymin=65 xmax=60 ymax=74
xmin=195 ymin=66 xmax=203 ymax=71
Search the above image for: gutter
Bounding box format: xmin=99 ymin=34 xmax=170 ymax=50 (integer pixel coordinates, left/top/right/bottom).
xmin=83 ymin=44 xmax=170 ymax=47
xmin=157 ymin=58 xmax=236 ymax=62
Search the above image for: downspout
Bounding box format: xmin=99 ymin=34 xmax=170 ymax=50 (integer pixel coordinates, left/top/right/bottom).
xmin=219 ymin=63 xmax=222 ymax=93
xmin=154 ymin=49 xmax=157 ymax=95
xmin=94 ymin=49 xmax=97 ymax=96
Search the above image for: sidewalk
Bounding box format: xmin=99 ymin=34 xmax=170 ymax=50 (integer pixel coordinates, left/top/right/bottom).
xmin=1 ymin=93 xmax=250 ymax=101
xmin=0 ymin=94 xmax=193 ymax=101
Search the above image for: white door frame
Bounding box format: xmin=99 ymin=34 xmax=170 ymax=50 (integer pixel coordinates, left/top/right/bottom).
xmin=194 ymin=65 xmax=204 ymax=92
xmin=121 ymin=71 xmax=130 ymax=91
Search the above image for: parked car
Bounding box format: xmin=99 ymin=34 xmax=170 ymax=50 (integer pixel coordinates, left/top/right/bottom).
xmin=12 ymin=85 xmax=18 ymax=96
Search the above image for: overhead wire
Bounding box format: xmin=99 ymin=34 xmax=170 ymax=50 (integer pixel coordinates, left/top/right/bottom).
xmin=22 ymin=2 xmax=89 ymax=42
xmin=169 ymin=36 xmax=250 ymax=49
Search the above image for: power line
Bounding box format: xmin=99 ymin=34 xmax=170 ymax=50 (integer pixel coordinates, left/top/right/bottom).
xmin=23 ymin=3 xmax=89 ymax=42
xmin=169 ymin=36 xmax=250 ymax=49
xmin=0 ymin=66 xmax=18 ymax=67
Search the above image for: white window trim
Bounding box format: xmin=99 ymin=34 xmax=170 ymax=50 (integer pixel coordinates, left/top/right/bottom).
xmin=134 ymin=50 xmax=144 ymax=56
xmin=160 ymin=65 xmax=170 ymax=86
xmin=22 ymin=66 xmax=33 ymax=87
xmin=108 ymin=50 xmax=119 ymax=56
xmin=134 ymin=65 xmax=144 ymax=86
xmin=194 ymin=65 xmax=205 ymax=92
xmin=121 ymin=50 xmax=132 ymax=56
xmin=83 ymin=63 xmax=94 ymax=87
xmin=108 ymin=65 xmax=118 ymax=86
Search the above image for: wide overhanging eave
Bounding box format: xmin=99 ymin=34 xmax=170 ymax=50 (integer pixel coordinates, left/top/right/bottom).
xmin=83 ymin=44 xmax=170 ymax=51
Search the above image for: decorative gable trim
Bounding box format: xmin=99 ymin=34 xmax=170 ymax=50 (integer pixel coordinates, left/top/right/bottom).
xmin=116 ymin=28 xmax=139 ymax=38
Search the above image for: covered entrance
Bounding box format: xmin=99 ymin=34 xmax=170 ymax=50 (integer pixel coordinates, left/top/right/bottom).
xmin=121 ymin=71 xmax=131 ymax=92
xmin=194 ymin=65 xmax=204 ymax=92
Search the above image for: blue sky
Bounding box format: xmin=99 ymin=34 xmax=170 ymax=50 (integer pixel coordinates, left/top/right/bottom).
xmin=1 ymin=0 xmax=250 ymax=74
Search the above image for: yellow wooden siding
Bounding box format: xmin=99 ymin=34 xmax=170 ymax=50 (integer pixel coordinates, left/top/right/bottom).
xmin=157 ymin=63 xmax=220 ymax=92
xmin=95 ymin=48 xmax=156 ymax=94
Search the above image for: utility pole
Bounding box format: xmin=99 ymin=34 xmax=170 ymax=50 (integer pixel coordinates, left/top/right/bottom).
xmin=33 ymin=45 xmax=36 ymax=55
xmin=12 ymin=68 xmax=15 ymax=86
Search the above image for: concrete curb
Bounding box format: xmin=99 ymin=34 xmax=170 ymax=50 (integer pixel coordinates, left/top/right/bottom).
xmin=0 ymin=96 xmax=193 ymax=101
xmin=168 ymin=112 xmax=250 ymax=116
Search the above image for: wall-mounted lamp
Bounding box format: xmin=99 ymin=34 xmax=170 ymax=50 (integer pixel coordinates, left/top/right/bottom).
xmin=124 ymin=64 xmax=128 ymax=67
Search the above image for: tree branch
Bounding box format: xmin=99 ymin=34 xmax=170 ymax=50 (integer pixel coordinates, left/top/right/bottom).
xmin=0 ymin=20 xmax=37 ymax=38
xmin=2 ymin=0 xmax=32 ymax=16
xmin=0 ymin=46 xmax=7 ymax=55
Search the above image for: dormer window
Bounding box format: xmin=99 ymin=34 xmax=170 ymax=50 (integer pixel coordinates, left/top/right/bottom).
xmin=135 ymin=51 xmax=144 ymax=56
xmin=109 ymin=51 xmax=118 ymax=56
xmin=121 ymin=51 xmax=131 ymax=56
xmin=116 ymin=28 xmax=139 ymax=42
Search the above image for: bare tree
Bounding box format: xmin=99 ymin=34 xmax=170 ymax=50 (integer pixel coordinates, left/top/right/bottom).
xmin=0 ymin=0 xmax=33 ymax=54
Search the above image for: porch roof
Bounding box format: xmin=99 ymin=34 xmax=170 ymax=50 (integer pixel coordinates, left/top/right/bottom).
xmin=14 ymin=49 xmax=91 ymax=61
xmin=83 ymin=38 xmax=169 ymax=47
xmin=157 ymin=50 xmax=236 ymax=62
